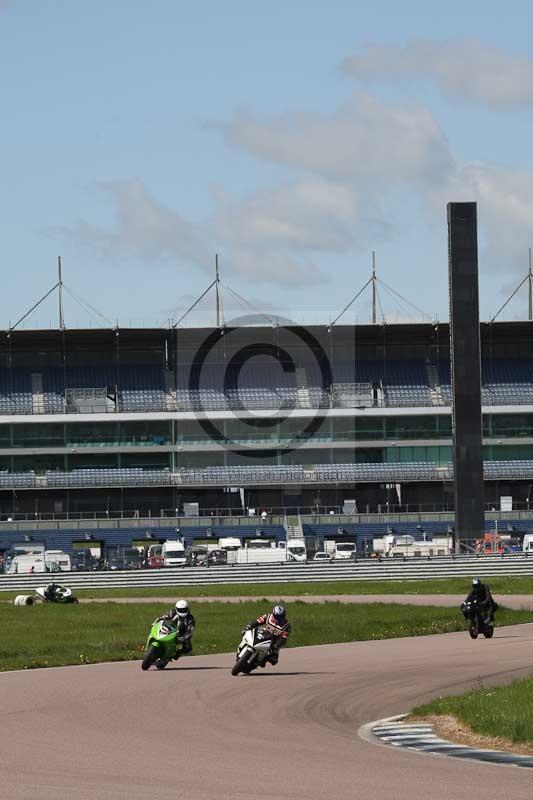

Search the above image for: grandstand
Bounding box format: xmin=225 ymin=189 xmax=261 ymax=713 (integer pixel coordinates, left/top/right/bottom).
xmin=1 ymin=321 xmax=533 ymax=524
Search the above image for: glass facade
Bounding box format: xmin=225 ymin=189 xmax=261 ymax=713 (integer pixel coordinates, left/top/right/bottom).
xmin=0 ymin=412 xmax=531 ymax=473
xmin=0 ymin=415 xmax=455 ymax=449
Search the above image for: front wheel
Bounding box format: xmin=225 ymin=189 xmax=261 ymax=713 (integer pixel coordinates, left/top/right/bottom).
xmin=231 ymin=651 xmax=254 ymax=676
xmin=141 ymin=645 xmax=159 ymax=671
xmin=469 ymin=621 xmax=479 ymax=639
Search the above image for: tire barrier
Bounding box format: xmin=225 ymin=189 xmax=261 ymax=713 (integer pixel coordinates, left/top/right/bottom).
xmin=13 ymin=594 xmax=36 ymax=606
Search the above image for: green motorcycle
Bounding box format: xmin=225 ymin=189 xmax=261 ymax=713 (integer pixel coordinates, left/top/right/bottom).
xmin=141 ymin=618 xmax=181 ymax=671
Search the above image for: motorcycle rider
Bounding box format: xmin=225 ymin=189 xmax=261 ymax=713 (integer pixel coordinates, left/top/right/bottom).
xmin=242 ymin=604 xmax=291 ymax=665
xmin=43 ymin=582 xmax=62 ymax=601
xmin=463 ymin=577 xmax=498 ymax=624
xmin=156 ymin=599 xmax=196 ymax=656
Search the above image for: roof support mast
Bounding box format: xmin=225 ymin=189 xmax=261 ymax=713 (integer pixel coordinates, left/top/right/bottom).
xmin=527 ymin=247 xmax=533 ymax=322
xmin=215 ymin=253 xmax=221 ymax=328
xmin=490 ymin=247 xmax=533 ymax=323
xmin=371 ymin=251 xmax=377 ymax=324
xmin=58 ymin=256 xmax=65 ymax=330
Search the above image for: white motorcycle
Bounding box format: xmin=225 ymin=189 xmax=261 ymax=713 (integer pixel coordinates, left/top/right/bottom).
xmin=231 ymin=627 xmax=275 ymax=676
xmin=14 ymin=584 xmax=78 ymax=606
xmin=35 ymin=584 xmax=78 ymax=603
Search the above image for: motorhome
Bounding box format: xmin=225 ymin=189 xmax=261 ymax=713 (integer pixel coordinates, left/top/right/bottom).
xmin=383 ymin=535 xmax=451 ymax=558
xmin=44 ymin=550 xmax=72 ymax=572
xmin=161 ymin=540 xmax=186 ymax=567
xmin=7 ymin=555 xmax=60 ymax=574
xmin=217 ymin=537 xmax=242 ymax=552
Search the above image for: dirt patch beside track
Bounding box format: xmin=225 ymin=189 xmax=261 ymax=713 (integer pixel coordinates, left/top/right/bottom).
xmin=79 ymin=593 xmax=533 ymax=610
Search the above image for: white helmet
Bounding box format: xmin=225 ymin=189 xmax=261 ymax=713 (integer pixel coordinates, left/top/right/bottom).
xmin=175 ymin=599 xmax=189 ymax=618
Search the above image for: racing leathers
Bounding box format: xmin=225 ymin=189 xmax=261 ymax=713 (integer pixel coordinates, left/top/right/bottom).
xmin=43 ymin=583 xmax=62 ymax=601
xmin=157 ymin=609 xmax=196 ymax=655
xmin=244 ymin=612 xmax=291 ymax=665
xmin=464 ymin=582 xmax=498 ymax=623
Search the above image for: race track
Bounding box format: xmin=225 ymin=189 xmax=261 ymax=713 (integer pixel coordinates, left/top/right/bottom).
xmin=2 ymin=623 xmax=533 ymax=800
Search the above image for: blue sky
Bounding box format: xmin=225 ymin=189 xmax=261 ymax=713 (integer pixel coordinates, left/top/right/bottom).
xmin=1 ymin=0 xmax=533 ymax=328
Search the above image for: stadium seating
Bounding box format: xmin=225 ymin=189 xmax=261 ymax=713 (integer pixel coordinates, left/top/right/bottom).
xmin=1 ymin=460 xmax=532 ymax=488
xmin=176 ymin=465 xmax=306 ymax=484
xmin=0 ymin=470 xmax=35 ymax=487
xmin=0 ymin=368 xmax=32 ymax=414
xmin=382 ymin=360 xmax=433 ymax=407
xmin=2 ymin=356 xmax=533 ymax=416
xmin=41 ymin=365 xmax=168 ymax=414
xmin=0 ymin=459 xmax=531 ymax=489
xmin=46 ymin=467 xmax=171 ymax=488
xmin=439 ymin=359 xmax=533 ymax=406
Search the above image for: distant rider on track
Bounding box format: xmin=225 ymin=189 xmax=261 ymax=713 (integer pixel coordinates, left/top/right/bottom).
xmin=463 ymin=578 xmax=498 ymax=624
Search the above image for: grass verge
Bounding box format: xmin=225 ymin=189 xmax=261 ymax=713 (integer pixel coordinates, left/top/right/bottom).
xmin=0 ymin=574 xmax=531 ymax=601
xmin=413 ymin=674 xmax=533 ymax=746
xmin=0 ymin=601 xmax=532 ymax=672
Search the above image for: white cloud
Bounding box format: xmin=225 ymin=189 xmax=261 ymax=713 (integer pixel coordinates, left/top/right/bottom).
xmin=214 ymin=178 xmax=361 ymax=252
xmin=342 ymin=39 xmax=533 ymax=108
xmin=60 ymin=56 xmax=533 ymax=299
xmin=222 ymin=94 xmax=452 ymax=186
xmin=63 ymin=180 xmax=211 ymax=269
xmin=60 ymin=180 xmax=338 ymax=287
xmin=427 ymin=165 xmax=533 ymax=273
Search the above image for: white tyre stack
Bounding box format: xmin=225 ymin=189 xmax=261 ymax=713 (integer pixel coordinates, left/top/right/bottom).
xmin=14 ymin=595 xmax=36 ymax=606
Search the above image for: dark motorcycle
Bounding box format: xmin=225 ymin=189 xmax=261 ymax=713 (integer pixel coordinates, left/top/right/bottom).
xmin=461 ymin=598 xmax=494 ymax=639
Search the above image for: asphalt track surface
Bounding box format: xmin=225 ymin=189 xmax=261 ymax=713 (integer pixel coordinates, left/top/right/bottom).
xmin=2 ymin=623 xmax=533 ymax=799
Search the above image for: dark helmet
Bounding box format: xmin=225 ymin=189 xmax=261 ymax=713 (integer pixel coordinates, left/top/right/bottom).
xmin=472 ymin=577 xmax=482 ymax=590
xmin=272 ymin=604 xmax=286 ymax=623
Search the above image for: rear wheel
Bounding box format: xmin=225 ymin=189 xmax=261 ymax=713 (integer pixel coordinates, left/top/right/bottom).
xmin=231 ymin=651 xmax=253 ymax=676
xmin=483 ymin=625 xmax=494 ymax=639
xmin=156 ymin=659 xmax=169 ymax=669
xmin=142 ymin=645 xmax=159 ymax=671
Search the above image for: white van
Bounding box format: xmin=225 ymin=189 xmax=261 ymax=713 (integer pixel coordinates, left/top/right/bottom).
xmin=333 ymin=542 xmax=356 ymax=560
xmin=44 ymin=550 xmax=71 ymax=572
xmin=522 ymin=534 xmax=533 ymax=553
xmin=161 ymin=540 xmax=186 ymax=567
xmin=286 ymin=538 xmax=307 ymax=562
xmin=236 ymin=542 xmax=287 ymax=564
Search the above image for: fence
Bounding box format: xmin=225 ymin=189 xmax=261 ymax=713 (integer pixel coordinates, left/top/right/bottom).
xmin=2 ymin=554 xmax=533 ymax=592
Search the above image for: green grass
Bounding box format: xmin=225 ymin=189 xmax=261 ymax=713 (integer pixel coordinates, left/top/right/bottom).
xmin=414 ymin=674 xmax=533 ymax=744
xmin=0 ymin=574 xmax=529 ymax=601
xmin=1 ymin=601 xmax=532 ymax=672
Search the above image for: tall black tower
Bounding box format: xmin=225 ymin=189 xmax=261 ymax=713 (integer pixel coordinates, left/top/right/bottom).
xmin=448 ymin=202 xmax=485 ymax=542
